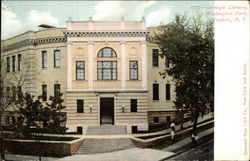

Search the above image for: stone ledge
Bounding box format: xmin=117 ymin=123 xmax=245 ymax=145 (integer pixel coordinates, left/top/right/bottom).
xmin=3 ymin=138 xmax=84 ymax=156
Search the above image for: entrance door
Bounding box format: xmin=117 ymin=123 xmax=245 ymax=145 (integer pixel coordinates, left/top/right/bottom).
xmin=100 ymin=98 xmax=114 ymax=125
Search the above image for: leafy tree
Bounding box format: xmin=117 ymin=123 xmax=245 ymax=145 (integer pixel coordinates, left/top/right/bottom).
xmin=0 ymin=56 xmax=27 ymax=160
xmin=151 ymin=14 xmax=214 ymax=140
xmin=13 ymin=92 xmax=67 ymax=161
xmin=14 ymin=92 xmax=67 ymax=135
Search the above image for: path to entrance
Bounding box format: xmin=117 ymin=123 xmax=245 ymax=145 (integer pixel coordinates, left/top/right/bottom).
xmin=76 ymin=125 xmax=134 ymax=154
xmin=62 ymin=148 xmax=174 ymax=161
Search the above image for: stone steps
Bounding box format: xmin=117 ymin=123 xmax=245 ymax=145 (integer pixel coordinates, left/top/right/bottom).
xmin=75 ymin=138 xmax=135 ymax=155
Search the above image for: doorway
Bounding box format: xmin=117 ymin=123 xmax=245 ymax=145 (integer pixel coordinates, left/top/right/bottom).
xmin=100 ymin=98 xmax=114 ymax=125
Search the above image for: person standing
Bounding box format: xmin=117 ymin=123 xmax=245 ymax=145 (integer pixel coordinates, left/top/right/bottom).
xmin=171 ymin=121 xmax=176 ymax=132
xmin=171 ymin=130 xmax=175 ymax=143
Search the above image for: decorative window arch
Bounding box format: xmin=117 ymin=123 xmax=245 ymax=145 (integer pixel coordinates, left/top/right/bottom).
xmin=97 ymin=47 xmax=117 ymax=57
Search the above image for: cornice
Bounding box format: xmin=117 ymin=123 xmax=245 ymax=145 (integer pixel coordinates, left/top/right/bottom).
xmin=64 ymin=31 xmax=149 ymax=38
xmin=2 ymin=36 xmax=66 ymax=52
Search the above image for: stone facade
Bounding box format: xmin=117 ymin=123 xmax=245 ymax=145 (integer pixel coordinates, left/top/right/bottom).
xmin=1 ymin=19 xmax=177 ymax=133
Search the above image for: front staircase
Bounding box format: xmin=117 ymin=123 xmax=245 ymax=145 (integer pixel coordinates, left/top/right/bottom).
xmin=75 ymin=125 xmax=135 ymax=155
xmin=75 ymin=138 xmax=135 ymax=154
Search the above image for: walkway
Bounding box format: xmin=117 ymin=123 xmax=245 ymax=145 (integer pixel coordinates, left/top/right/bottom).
xmin=76 ymin=125 xmax=134 ymax=154
xmin=61 ymin=148 xmax=174 ymax=161
xmin=162 ymin=128 xmax=214 ymax=152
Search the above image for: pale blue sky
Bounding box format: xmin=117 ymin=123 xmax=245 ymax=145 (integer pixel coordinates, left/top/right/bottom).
xmin=2 ymin=1 xmax=214 ymax=40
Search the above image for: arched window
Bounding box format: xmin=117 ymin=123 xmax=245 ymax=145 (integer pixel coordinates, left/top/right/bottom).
xmin=97 ymin=47 xmax=117 ymax=80
xmin=97 ymin=47 xmax=117 ymax=57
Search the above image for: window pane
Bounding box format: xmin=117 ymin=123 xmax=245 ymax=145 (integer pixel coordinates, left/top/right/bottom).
xmin=7 ymin=57 xmax=10 ymax=72
xmin=42 ymin=85 xmax=47 ymax=101
xmin=98 ymin=47 xmax=117 ymax=57
xmin=12 ymin=56 xmax=16 ymax=72
xmin=103 ymin=48 xmax=112 ymax=57
xmin=98 ymin=69 xmax=103 ymax=79
xmin=97 ymin=61 xmax=117 ymax=80
xmin=112 ymin=69 xmax=117 ymax=79
xmin=76 ymin=61 xmax=85 ymax=80
xmin=153 ymin=84 xmax=159 ymax=100
xmin=18 ymin=54 xmax=22 ymax=71
xmin=77 ymin=69 xmax=84 ymax=80
xmin=130 ymin=61 xmax=138 ymax=80
xmin=77 ymin=99 xmax=84 ymax=113
xmin=42 ymin=51 xmax=47 ymax=68
xmin=77 ymin=61 xmax=84 ymax=68
xmin=103 ymin=69 xmax=111 ymax=79
xmin=131 ymin=99 xmax=137 ymax=112
xmin=112 ymin=62 xmax=117 ymax=68
xmin=103 ymin=62 xmax=111 ymax=68
xmin=131 ymin=69 xmax=137 ymax=80
xmin=54 ymin=84 xmax=60 ymax=96
xmin=166 ymin=84 xmax=171 ymax=100
xmin=98 ymin=62 xmax=102 ymax=68
xmin=54 ymin=50 xmax=61 ymax=67
xmin=152 ymin=49 xmax=159 ymax=67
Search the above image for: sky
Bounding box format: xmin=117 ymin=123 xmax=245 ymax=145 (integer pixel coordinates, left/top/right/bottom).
xmin=1 ymin=1 xmax=213 ymax=40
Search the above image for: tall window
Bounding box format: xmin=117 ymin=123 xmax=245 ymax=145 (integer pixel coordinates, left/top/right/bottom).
xmin=153 ymin=83 xmax=159 ymax=100
xmin=42 ymin=85 xmax=47 ymax=101
xmin=130 ymin=99 xmax=137 ymax=112
xmin=166 ymin=84 xmax=171 ymax=100
xmin=97 ymin=61 xmax=117 ymax=80
xmin=54 ymin=50 xmax=61 ymax=67
xmin=54 ymin=84 xmax=60 ymax=97
xmin=76 ymin=61 xmax=85 ymax=80
xmin=152 ymin=49 xmax=159 ymax=67
xmin=18 ymin=54 xmax=22 ymax=71
xmin=130 ymin=61 xmax=138 ymax=80
xmin=6 ymin=57 xmax=10 ymax=72
xmin=12 ymin=56 xmax=16 ymax=72
xmin=42 ymin=51 xmax=48 ymax=68
xmin=98 ymin=47 xmax=117 ymax=57
xmin=77 ymin=99 xmax=84 ymax=113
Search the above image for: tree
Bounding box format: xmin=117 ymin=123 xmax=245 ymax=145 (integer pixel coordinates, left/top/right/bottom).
xmin=13 ymin=92 xmax=67 ymax=161
xmin=0 ymin=54 xmax=27 ymax=160
xmin=151 ymin=14 xmax=214 ymax=141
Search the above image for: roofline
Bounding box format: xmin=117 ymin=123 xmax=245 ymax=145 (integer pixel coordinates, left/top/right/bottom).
xmin=1 ymin=27 xmax=66 ymax=41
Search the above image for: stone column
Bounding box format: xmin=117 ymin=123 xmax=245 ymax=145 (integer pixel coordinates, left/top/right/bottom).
xmin=120 ymin=41 xmax=126 ymax=89
xmin=141 ymin=41 xmax=147 ymax=89
xmin=88 ymin=41 xmax=94 ymax=89
xmin=67 ymin=42 xmax=73 ymax=90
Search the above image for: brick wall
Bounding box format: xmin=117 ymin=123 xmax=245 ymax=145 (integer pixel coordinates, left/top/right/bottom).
xmin=3 ymin=138 xmax=84 ymax=156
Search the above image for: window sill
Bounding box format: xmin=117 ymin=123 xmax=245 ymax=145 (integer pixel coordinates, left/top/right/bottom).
xmin=152 ymin=100 xmax=160 ymax=102
xmin=97 ymin=79 xmax=118 ymax=81
xmin=54 ymin=67 xmax=61 ymax=69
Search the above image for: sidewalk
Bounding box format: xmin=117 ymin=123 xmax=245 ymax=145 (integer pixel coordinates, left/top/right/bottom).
xmin=59 ymin=148 xmax=174 ymax=161
xmin=162 ymin=127 xmax=214 ymax=152
xmin=4 ymin=154 xmax=61 ymax=161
